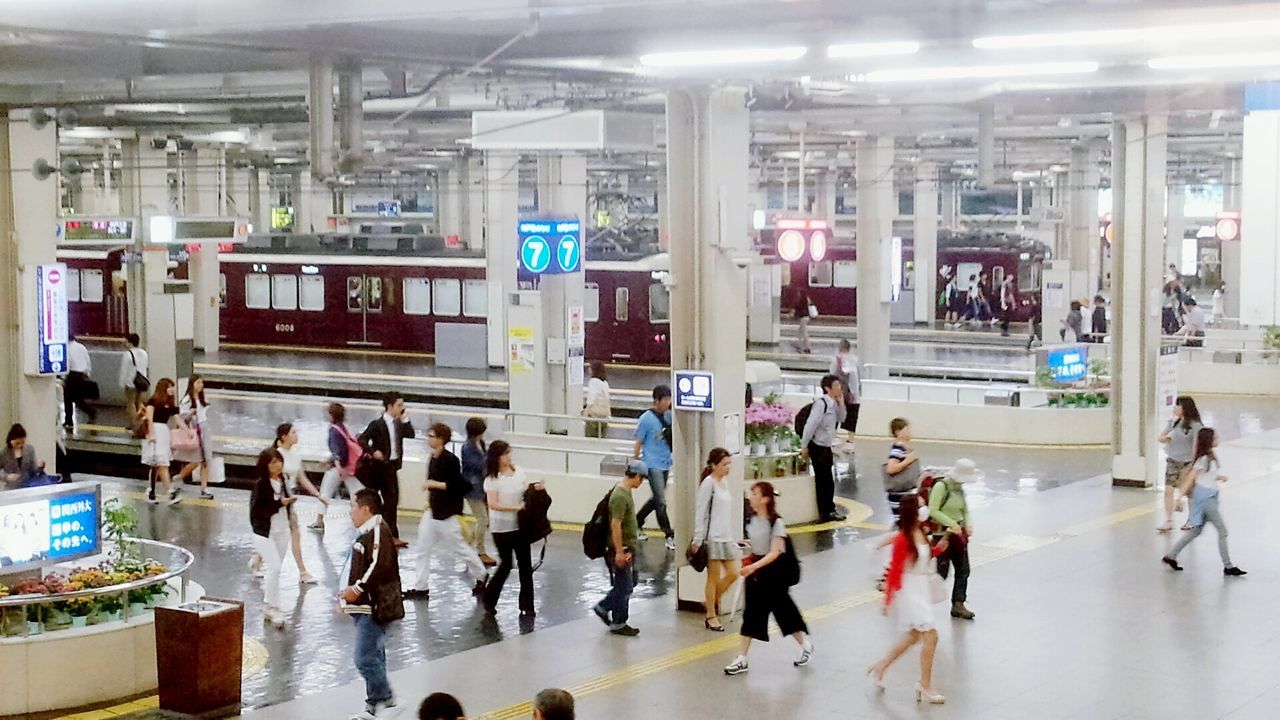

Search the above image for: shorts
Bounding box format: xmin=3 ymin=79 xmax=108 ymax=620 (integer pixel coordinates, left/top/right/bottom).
xmin=1165 ymin=458 xmax=1191 ymax=488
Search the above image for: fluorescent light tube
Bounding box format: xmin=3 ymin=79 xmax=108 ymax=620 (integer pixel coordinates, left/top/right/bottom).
xmin=1148 ymin=51 xmax=1280 ymax=70
xmin=639 ymin=46 xmax=807 ymax=67
xmin=975 ymin=20 xmax=1280 ymax=49
xmin=826 ymin=40 xmax=920 ymax=58
xmin=863 ymin=61 xmax=1100 ymax=82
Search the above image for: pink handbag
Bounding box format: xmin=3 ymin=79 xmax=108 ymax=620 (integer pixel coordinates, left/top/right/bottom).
xmin=170 ymin=426 xmax=200 ymax=452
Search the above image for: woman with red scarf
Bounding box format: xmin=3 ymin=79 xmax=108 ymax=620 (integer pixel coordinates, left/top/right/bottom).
xmin=867 ymin=492 xmax=947 ymax=704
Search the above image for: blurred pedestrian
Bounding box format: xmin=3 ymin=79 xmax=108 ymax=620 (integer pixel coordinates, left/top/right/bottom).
xmin=582 ymin=361 xmax=612 ymax=438
xmin=690 ymin=448 xmax=737 ymax=632
xmin=1162 ymin=427 xmax=1246 ymax=577
xmin=794 ymin=291 xmax=814 ymax=354
xmin=634 ymin=385 xmax=675 ymax=549
xmin=928 ymin=459 xmax=978 ymax=620
xmin=1158 ymin=396 xmax=1202 ymax=533
xmin=340 ymin=488 xmax=404 ymax=720
xmin=592 ymin=458 xmax=646 ymax=636
xmin=404 ymin=423 xmax=488 ymax=601
xmin=461 ymin=417 xmax=496 ymax=567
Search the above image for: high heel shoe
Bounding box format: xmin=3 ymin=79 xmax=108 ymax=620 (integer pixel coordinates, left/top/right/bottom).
xmin=915 ymin=682 xmax=945 ymax=704
xmin=704 ymin=619 xmax=725 ymax=632
xmin=866 ymin=666 xmax=885 ymax=692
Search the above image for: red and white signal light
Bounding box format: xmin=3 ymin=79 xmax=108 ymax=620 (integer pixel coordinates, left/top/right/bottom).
xmin=774 ymin=218 xmax=830 ymax=262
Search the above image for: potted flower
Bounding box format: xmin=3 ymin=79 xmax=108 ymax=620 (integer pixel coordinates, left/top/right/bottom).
xmin=127 ymin=587 xmax=150 ymax=616
xmin=96 ymin=592 xmax=124 ymax=624
xmin=67 ymin=595 xmax=93 ymax=628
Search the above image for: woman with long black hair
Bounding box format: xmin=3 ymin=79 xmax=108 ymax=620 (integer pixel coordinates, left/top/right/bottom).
xmin=141 ymin=378 xmax=185 ymax=505
xmin=690 ymin=447 xmax=737 ymax=631
xmin=480 ymin=441 xmax=539 ymax=617
xmin=1163 ymin=427 xmax=1246 ymax=576
xmin=723 ymin=481 xmax=813 ymax=676
xmin=1158 ymin=396 xmax=1203 ymax=532
xmin=175 ymin=374 xmax=214 ymax=499
xmin=868 ymin=492 xmax=948 ymax=703
xmin=250 ymin=447 xmax=297 ymax=628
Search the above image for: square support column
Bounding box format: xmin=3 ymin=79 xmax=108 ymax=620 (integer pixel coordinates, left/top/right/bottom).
xmin=1068 ymin=143 xmax=1102 ymax=299
xmin=484 ymin=152 xmax=520 ymax=367
xmin=1240 ymin=116 xmax=1280 ymax=324
xmin=1111 ymin=116 xmax=1167 ymax=488
xmin=913 ymin=162 xmax=939 ymax=324
xmin=856 ymin=136 xmax=894 ymax=375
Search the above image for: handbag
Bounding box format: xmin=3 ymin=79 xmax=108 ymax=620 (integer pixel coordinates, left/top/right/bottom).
xmin=170 ymin=424 xmax=200 ymax=452
xmin=685 ymin=483 xmax=715 ymax=572
xmin=882 ymin=461 xmax=922 ymax=493
xmin=370 ymin=580 xmax=405 ymax=624
xmin=128 ymin=350 xmax=150 ymax=393
xmin=807 ymin=303 xmax=818 ymax=319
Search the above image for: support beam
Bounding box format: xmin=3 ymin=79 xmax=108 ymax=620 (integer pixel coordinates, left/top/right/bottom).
xmin=914 ymin=162 xmax=939 ymax=324
xmin=1222 ymin=155 xmax=1243 ymax=319
xmin=484 ymin=152 xmax=520 ymax=367
xmin=977 ymin=103 xmax=995 ymax=188
xmin=856 ymin=136 xmax=894 ymax=374
xmin=1165 ymin=180 xmax=1185 ymax=271
xmin=1068 ymin=143 xmax=1101 ymax=299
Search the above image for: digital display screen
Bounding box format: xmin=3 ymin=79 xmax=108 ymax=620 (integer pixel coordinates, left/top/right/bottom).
xmin=271 ymin=207 xmax=295 ymax=230
xmin=0 ymin=482 xmax=101 ymax=574
xmin=518 ymin=219 xmax=582 ymax=276
xmin=174 ymin=220 xmax=237 ymax=240
xmin=1045 ymin=346 xmax=1087 ymax=384
xmin=62 ymin=219 xmax=134 ymax=242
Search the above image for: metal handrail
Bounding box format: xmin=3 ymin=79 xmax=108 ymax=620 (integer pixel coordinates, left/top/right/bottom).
xmin=0 ymin=538 xmax=194 ymax=609
xmin=503 ymin=409 xmax=638 ymax=429
xmin=863 ymin=362 xmax=1033 ymax=381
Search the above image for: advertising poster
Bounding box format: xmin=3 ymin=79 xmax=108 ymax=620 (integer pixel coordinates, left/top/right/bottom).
xmin=568 ymin=346 xmax=585 ymax=386
xmin=0 ymin=483 xmax=100 ymax=574
xmin=567 ymin=305 xmax=585 ymax=346
xmin=1157 ymin=344 xmax=1179 ymax=415
xmin=508 ymin=326 xmax=536 ymax=373
xmin=36 ymin=263 xmax=69 ymax=375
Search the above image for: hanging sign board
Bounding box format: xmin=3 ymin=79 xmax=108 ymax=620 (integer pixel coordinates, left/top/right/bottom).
xmin=518 ymin=219 xmax=581 ymax=276
xmin=35 ymin=263 xmax=69 ymax=375
xmin=674 ymin=370 xmax=714 ymax=412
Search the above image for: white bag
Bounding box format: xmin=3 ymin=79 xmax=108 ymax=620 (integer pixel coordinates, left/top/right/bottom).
xmin=807 ymin=303 xmax=819 ymax=319
xmin=928 ymin=563 xmax=948 ymax=604
xmin=206 ymin=456 xmax=226 ymax=485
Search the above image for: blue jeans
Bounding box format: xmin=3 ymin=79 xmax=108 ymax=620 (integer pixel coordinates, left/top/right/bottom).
xmin=599 ymin=551 xmax=637 ymax=627
xmin=353 ymin=614 xmax=393 ymax=708
xmin=636 ymin=468 xmax=673 ymax=537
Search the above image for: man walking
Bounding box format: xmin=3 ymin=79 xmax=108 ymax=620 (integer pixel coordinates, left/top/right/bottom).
xmin=120 ymin=333 xmax=149 ymax=420
xmin=340 ymin=489 xmax=404 ymax=719
xmin=359 ymin=392 xmax=415 ymax=545
xmin=592 ymin=459 xmax=646 ymax=637
xmin=633 ymin=385 xmax=675 ymax=550
xmin=928 ymin=458 xmax=978 ymax=621
xmin=830 ymin=340 xmax=861 ymax=434
xmin=63 ymin=334 xmax=96 ymax=428
xmin=404 ymin=423 xmax=487 ymax=601
xmin=800 ymin=375 xmax=847 ymax=523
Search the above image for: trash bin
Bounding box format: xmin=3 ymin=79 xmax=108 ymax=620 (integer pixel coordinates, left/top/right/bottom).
xmin=155 ymin=597 xmax=244 ymax=717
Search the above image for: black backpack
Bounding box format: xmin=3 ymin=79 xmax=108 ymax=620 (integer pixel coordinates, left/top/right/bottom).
xmin=582 ymin=489 xmax=614 ymax=559
xmin=648 ymin=409 xmax=672 ymax=449
xmin=794 ymin=397 xmax=828 ymax=436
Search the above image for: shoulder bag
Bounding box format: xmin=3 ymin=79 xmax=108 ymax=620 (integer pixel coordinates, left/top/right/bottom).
xmin=685 ymin=483 xmax=714 ymax=572
xmin=128 ymin=350 xmax=150 ymax=393
xmin=370 ymin=580 xmax=405 ymax=624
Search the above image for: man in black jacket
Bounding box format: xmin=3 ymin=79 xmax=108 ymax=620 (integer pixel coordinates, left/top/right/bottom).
xmin=359 ymin=392 xmax=415 ymax=544
xmin=404 ymin=423 xmax=487 ymax=601
xmin=340 ymin=489 xmax=403 ymax=719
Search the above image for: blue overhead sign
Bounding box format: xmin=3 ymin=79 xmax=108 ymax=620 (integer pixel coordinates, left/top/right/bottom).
xmin=518 ymin=219 xmax=581 ymax=275
xmin=674 ymin=370 xmax=715 ymax=412
xmin=1245 ymin=83 xmax=1280 ymax=112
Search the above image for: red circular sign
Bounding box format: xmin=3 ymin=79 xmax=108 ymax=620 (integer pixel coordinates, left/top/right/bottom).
xmin=47 ymin=269 xmax=61 ymax=284
xmin=809 ymin=230 xmax=828 ymax=262
xmin=777 ymin=229 xmax=806 ymax=262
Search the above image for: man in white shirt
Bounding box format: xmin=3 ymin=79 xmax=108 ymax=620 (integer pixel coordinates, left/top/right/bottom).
xmin=120 ymin=333 xmax=150 ymax=419
xmin=1180 ymin=298 xmax=1207 ymax=348
xmin=63 ymin=334 xmax=96 ymax=428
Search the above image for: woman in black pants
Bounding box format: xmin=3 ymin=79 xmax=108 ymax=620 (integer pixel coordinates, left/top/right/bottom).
xmin=480 ymin=441 xmax=540 ymax=617
xmin=724 ymin=481 xmax=814 ymax=676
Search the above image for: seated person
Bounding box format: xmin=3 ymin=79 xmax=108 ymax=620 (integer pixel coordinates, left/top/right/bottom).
xmin=3 ymin=424 xmax=45 ymax=489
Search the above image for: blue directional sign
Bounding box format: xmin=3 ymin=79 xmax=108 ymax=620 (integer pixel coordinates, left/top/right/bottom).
xmin=674 ymin=370 xmax=715 ymax=413
xmin=518 ymin=219 xmax=581 ymax=275
xmin=1045 ymin=346 xmax=1087 ymax=384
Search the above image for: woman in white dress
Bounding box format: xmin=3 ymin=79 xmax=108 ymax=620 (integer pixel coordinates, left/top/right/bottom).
xmin=175 ymin=374 xmax=214 ymax=499
xmin=249 ymin=423 xmax=321 ymax=584
xmin=868 ymin=492 xmax=947 ymax=704
xmin=689 ymin=447 xmax=738 ymax=631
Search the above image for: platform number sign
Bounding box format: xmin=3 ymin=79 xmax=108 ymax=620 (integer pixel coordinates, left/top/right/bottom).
xmin=36 ymin=263 xmax=69 ymax=375
xmin=519 ymin=220 xmax=582 ymax=275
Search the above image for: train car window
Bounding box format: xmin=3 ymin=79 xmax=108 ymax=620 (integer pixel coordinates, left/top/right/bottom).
xmin=433 ymin=278 xmax=461 ymax=316
xmin=219 ymin=273 xmax=227 ymax=307
xmin=648 ymin=283 xmax=670 ymax=324
xmin=462 ymin=279 xmax=488 ymax=317
xmin=1018 ymin=263 xmax=1041 ymax=292
xmin=246 ymin=273 xmax=272 ymax=309
xmin=584 ymin=283 xmax=600 ymax=322
xmin=833 ymin=261 xmax=857 ymax=288
xmin=80 ymin=269 xmax=104 ymax=303
xmin=65 ymin=269 xmax=82 ymax=303
xmin=809 ymin=261 xmax=833 ymax=288
xmin=299 ymin=275 xmax=325 ymax=312
xmin=347 ymin=276 xmax=365 ymax=312
xmin=992 ymin=266 xmax=1005 ymax=293
xmin=614 ymin=287 xmax=629 ymax=322
xmin=367 ymin=277 xmax=384 ymax=313
xmin=403 ymin=278 xmax=431 ymax=315
xmin=272 ymin=274 xmax=299 ymax=311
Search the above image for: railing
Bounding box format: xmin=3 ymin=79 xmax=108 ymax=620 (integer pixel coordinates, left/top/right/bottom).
xmin=503 ymin=409 xmax=638 ymax=436
xmin=864 ymin=362 xmax=1033 ymax=383
xmin=0 ymin=538 xmax=195 ymax=637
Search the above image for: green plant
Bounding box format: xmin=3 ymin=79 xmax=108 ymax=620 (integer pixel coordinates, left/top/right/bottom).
xmin=102 ymin=499 xmax=139 ymax=561
xmin=1088 ymin=357 xmax=1110 ymax=385
xmin=1035 ymin=366 xmax=1054 ymax=388
xmin=1264 ymin=326 xmax=1280 ymax=350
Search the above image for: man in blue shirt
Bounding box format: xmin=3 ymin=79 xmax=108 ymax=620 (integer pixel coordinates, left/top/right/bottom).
xmin=633 ymin=385 xmax=675 ymax=550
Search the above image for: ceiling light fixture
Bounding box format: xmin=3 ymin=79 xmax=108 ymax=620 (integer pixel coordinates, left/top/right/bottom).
xmin=973 ymin=19 xmax=1280 ymax=50
xmin=826 ymin=40 xmax=920 ymax=59
xmin=861 ymin=60 xmax=1099 ymax=83
xmin=639 ymin=46 xmax=807 ymax=67
xmin=1148 ymin=51 xmax=1280 ymax=70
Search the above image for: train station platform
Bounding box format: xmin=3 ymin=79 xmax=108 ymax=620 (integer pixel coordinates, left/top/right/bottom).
xmin=59 ymin=397 xmax=1280 ymax=719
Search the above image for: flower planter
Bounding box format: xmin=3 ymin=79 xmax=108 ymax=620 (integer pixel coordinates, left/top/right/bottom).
xmin=26 ymin=621 xmax=42 ymax=635
xmin=129 ymin=602 xmax=147 ymax=616
xmin=71 ymin=615 xmax=88 ymax=628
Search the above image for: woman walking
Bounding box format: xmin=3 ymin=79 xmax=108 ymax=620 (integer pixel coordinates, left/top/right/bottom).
xmin=868 ymin=493 xmax=947 ymax=704
xmin=690 ymin=448 xmax=738 ymax=632
xmin=582 ymin=361 xmax=612 ymax=438
xmin=461 ymin=417 xmax=496 ymax=567
xmin=724 ymin=481 xmax=814 ymax=676
xmin=141 ymin=378 xmax=183 ymax=505
xmin=175 ymin=374 xmax=215 ymax=499
xmin=1162 ymin=428 xmax=1246 ymax=576
xmin=270 ymin=423 xmax=322 ymax=584
xmin=311 ymin=403 xmax=364 ymax=531
xmin=481 ymin=441 xmax=540 ymax=617
xmin=794 ymin=291 xmax=814 ymax=354
xmin=250 ymin=447 xmax=297 ymax=628
xmin=1158 ymin=396 xmax=1203 ymax=533
xmin=1061 ymin=300 xmax=1084 ymax=343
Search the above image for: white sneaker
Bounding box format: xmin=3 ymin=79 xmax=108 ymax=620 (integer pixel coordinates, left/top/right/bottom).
xmin=664 ymin=537 xmax=676 ymax=551
xmin=794 ymin=642 xmax=814 ymax=667
xmin=371 ymin=701 xmax=401 ymax=718
xmin=724 ymin=656 xmax=749 ymax=676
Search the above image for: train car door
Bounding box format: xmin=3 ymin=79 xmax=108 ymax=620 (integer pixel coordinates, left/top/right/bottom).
xmin=345 ymin=274 xmax=384 ymax=346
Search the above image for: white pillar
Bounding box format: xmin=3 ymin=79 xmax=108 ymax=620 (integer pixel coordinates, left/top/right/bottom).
xmin=667 ymin=86 xmax=749 ymax=612
xmin=189 ymin=245 xmax=220 ymax=352
xmin=1110 ymin=115 xmax=1167 ymax=488
xmin=438 ymin=160 xmax=463 ymax=240
xmin=249 ymin=167 xmax=272 ymax=233
xmin=298 ymin=172 xmax=332 ymax=234
xmin=1068 ymin=143 xmax=1101 ymax=299
xmin=0 ymin=110 xmax=60 ymax=466
xmin=532 ymin=154 xmax=587 ymax=422
xmin=856 ymin=136 xmax=894 ymax=376
xmin=977 ymin=103 xmax=995 ymax=188
xmin=484 ymin=152 xmax=520 ymax=366
xmin=940 ymin=179 xmax=957 ymax=229
xmin=1165 ymin=181 xmax=1185 ymax=271
xmin=1222 ymin=155 xmax=1244 ymax=319
xmin=1052 ymin=168 xmax=1070 ymax=257
xmin=914 ymin=162 xmax=939 ymax=324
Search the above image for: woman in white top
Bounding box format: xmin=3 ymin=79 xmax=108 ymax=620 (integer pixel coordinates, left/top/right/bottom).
xmin=690 ymin=447 xmax=738 ymax=631
xmin=249 ymin=447 xmax=297 ymax=628
xmin=479 ymin=440 xmax=542 ymax=617
xmin=175 ymin=374 xmax=214 ymax=499
xmin=1163 ymin=427 xmax=1246 ymax=576
xmin=249 ymin=423 xmax=322 ymax=584
xmin=582 ymin=361 xmax=612 ymax=438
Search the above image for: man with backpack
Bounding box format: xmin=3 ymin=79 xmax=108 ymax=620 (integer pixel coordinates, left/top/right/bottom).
xmin=633 ymin=385 xmax=675 ymax=550
xmin=799 ymin=375 xmax=847 ymax=523
xmin=590 ymin=459 xmax=647 ymax=637
xmin=925 ymin=458 xmax=978 ymax=621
